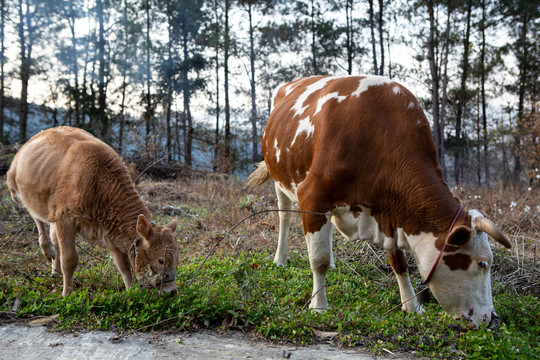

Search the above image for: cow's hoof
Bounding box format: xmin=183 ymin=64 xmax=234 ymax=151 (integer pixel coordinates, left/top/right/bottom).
xmin=273 ymin=258 xmax=287 ymax=266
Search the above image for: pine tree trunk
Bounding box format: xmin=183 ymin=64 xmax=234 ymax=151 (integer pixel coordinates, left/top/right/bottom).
xmin=368 ymin=0 xmax=378 ymax=75
xmin=248 ymin=3 xmax=258 ymax=163
xmin=377 ymin=0 xmax=384 ymax=76
xmin=97 ymin=0 xmax=107 ymax=140
xmin=224 ymin=0 xmax=231 ymax=171
xmin=145 ymin=0 xmax=152 ymax=150
xmin=427 ymin=0 xmax=441 ymax=171
xmin=18 ymin=0 xmax=29 ymax=143
xmin=0 ymin=0 xmax=5 ymax=142
xmin=454 ymin=1 xmax=472 ymax=185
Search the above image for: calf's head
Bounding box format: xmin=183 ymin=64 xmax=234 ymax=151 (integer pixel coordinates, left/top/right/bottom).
xmin=132 ymin=214 xmax=179 ymax=295
xmin=412 ymin=210 xmax=511 ymax=328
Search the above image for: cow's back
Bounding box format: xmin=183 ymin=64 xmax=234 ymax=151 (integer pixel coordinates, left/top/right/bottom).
xmin=7 ymin=127 xmax=126 ymax=224
xmin=262 ymin=75 xmax=453 ymax=237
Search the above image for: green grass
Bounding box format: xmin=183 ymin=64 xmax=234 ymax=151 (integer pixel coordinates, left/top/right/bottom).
xmin=1 ymin=250 xmax=538 ymax=359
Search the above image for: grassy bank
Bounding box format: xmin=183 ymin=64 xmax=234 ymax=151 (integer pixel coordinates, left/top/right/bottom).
xmin=1 ymin=175 xmax=538 ymax=359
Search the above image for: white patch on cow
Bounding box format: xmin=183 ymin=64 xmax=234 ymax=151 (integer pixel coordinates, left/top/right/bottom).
xmin=270 ymin=83 xmax=288 ymax=112
xmin=291 ymin=117 xmax=315 ymax=146
xmin=276 ymin=182 xmax=299 ymax=203
xmin=406 ymin=218 xmax=498 ymax=326
xmin=274 ymin=139 xmax=281 ymax=163
xmin=331 ymin=206 xmax=359 ymax=241
xmin=314 ymin=92 xmax=347 ymax=116
xmin=285 ymin=81 xmax=302 ymax=96
xmin=352 ymin=76 xmax=394 ymax=98
xmin=393 ymin=86 xmax=402 ymax=95
xmin=305 ymin=220 xmax=333 ymax=310
xmin=291 ymin=76 xmax=343 ymax=117
xmin=408 ymin=101 xmax=416 ymax=109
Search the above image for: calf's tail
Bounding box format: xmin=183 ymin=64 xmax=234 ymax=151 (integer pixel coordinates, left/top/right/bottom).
xmin=246 ymin=161 xmax=271 ymax=187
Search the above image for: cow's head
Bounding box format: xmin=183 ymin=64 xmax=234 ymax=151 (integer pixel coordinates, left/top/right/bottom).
xmin=410 ymin=210 xmax=511 ymax=328
xmin=132 ymin=214 xmax=179 ymax=295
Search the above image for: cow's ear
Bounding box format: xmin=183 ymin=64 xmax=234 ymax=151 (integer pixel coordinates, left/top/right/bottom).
xmin=137 ymin=214 xmax=154 ymax=240
xmin=446 ymin=225 xmax=471 ymax=247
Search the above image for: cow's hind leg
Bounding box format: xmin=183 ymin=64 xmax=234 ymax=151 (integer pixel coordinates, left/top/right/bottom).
xmin=304 ymin=217 xmax=332 ymax=311
xmin=386 ymin=249 xmax=423 ymax=314
xmin=33 ymin=218 xmax=56 ymax=261
xmin=55 ymin=220 xmax=78 ymax=297
xmin=274 ymin=183 xmax=292 ymax=266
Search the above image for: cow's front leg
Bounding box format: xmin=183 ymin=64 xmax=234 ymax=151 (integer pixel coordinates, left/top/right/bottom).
xmin=274 ymin=183 xmax=292 ymax=266
xmin=386 ymin=249 xmax=423 ymax=314
xmin=304 ymin=217 xmax=332 ymax=311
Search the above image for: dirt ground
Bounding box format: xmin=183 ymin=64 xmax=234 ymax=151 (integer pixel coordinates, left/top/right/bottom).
xmin=0 ymin=324 xmax=403 ymax=360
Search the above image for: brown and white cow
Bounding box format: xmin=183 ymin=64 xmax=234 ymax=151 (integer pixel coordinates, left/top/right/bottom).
xmin=247 ymin=75 xmax=511 ymax=327
xmin=7 ymin=126 xmax=179 ymax=297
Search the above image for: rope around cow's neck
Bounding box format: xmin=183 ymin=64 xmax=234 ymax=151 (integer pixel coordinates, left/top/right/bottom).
xmin=422 ymin=204 xmax=463 ymax=285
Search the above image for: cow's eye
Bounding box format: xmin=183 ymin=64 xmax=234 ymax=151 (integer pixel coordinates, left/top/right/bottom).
xmin=478 ymin=260 xmax=489 ymax=270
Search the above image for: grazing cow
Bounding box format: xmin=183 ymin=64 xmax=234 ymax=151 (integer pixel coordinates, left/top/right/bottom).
xmin=247 ymin=75 xmax=511 ymax=328
xmin=7 ymin=127 xmax=179 ymax=297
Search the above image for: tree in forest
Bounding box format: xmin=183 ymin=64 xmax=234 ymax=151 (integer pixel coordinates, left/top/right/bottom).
xmin=238 ymin=0 xmax=277 ymax=164
xmin=171 ymin=0 xmax=206 ymax=167
xmin=0 ymin=0 xmax=7 ymax=142
xmin=498 ymin=0 xmax=539 ymax=184
xmin=111 ymin=0 xmax=142 ymax=154
xmin=51 ymin=0 xmax=86 ymax=129
xmin=293 ymin=0 xmax=342 ymax=75
xmin=16 ymin=0 xmax=52 ymax=142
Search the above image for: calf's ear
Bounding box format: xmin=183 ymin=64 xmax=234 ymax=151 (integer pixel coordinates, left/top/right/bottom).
xmin=446 ymin=225 xmax=471 ymax=247
xmin=166 ymin=218 xmax=178 ymax=232
xmin=137 ymin=214 xmax=153 ymax=239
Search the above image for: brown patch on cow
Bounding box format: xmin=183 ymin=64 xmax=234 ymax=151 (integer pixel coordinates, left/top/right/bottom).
xmin=443 ymin=253 xmax=472 ymax=271
xmin=386 ymin=249 xmax=409 ymax=275
xmin=435 ymin=237 xmax=460 ymax=253
xmin=261 ymin=75 xmax=468 ymax=244
xmin=350 ymin=202 xmax=363 ymax=218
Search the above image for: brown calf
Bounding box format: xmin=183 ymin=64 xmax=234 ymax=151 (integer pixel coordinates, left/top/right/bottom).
xmin=7 ymin=127 xmax=179 ymax=296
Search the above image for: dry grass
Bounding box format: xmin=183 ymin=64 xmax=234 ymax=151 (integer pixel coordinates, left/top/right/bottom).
xmin=0 ymin=173 xmax=538 ymax=297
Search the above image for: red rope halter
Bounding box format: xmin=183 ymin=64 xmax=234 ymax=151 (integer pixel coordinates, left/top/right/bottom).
xmin=422 ymin=204 xmax=463 ymax=285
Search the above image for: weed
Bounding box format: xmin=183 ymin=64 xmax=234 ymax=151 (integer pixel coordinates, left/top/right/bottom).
xmin=0 ymin=176 xmax=538 ymax=359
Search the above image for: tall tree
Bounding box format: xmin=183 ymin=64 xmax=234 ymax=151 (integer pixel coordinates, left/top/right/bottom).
xmin=0 ymin=0 xmax=6 ymax=142
xmin=498 ymin=0 xmax=539 ymax=184
xmin=223 ymin=0 xmax=232 ymax=171
xmin=453 ymin=0 xmax=473 ymax=185
xmin=142 ymin=0 xmax=154 ymax=150
xmin=368 ymin=0 xmax=378 ymax=74
xmin=17 ymin=0 xmax=50 ymax=142
xmin=426 ymin=0 xmax=441 ymax=165
xmin=174 ymin=0 xmax=206 ymax=166
xmin=239 ymin=0 xmax=276 ymax=163
xmin=96 ymin=0 xmax=109 ymax=140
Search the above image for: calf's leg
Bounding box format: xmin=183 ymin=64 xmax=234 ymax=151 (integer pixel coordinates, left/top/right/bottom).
xmin=49 ymin=224 xmax=61 ymax=275
xmin=109 ymin=248 xmax=133 ymax=289
xmin=55 ymin=220 xmax=78 ymax=297
xmin=386 ymin=249 xmax=423 ymax=314
xmin=33 ymin=218 xmax=56 ymax=261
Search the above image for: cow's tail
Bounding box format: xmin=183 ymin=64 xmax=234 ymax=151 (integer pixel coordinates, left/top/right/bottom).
xmin=246 ymin=161 xmax=271 ymax=187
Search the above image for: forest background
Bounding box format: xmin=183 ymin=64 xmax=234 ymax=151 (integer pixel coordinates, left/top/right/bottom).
xmin=0 ymin=0 xmax=538 ymax=186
